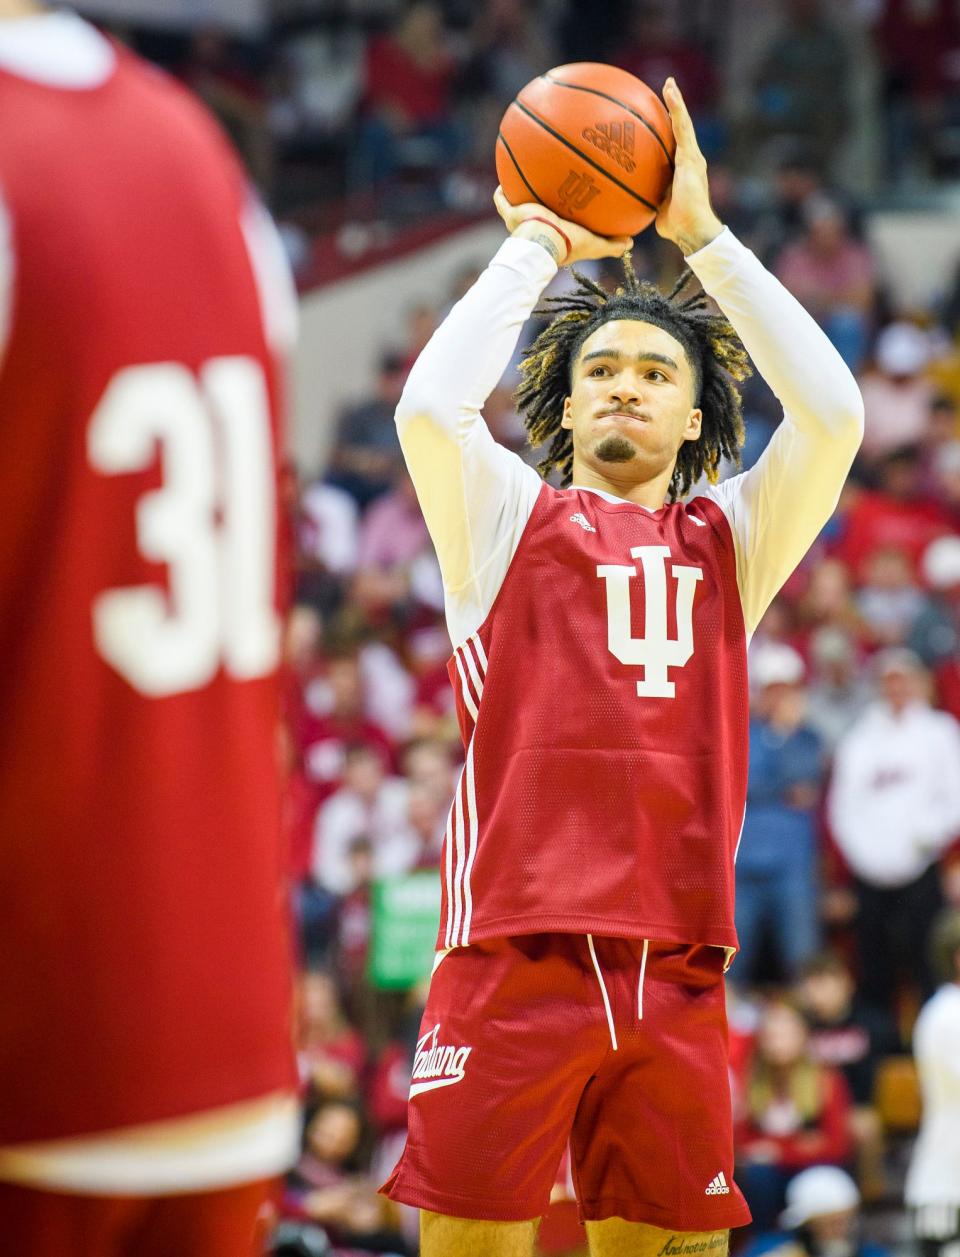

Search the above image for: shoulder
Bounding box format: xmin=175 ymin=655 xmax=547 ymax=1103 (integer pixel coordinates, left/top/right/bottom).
xmin=108 ymin=49 xmax=247 ymax=190
xmin=686 ymin=486 xmax=740 ymax=552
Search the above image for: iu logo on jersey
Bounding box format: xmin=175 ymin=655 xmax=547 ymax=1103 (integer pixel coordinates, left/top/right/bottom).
xmin=596 ymin=545 xmax=703 ymax=698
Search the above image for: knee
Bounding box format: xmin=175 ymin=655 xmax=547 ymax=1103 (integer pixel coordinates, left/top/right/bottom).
xmin=420 ymin=1210 xmax=539 ymax=1257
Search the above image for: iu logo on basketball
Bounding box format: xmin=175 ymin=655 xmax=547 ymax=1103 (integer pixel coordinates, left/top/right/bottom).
xmin=557 ymin=169 xmax=602 ymax=214
xmin=596 ymin=545 xmax=703 ymax=698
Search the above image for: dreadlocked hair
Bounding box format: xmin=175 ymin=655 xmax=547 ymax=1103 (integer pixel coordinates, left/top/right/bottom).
xmin=515 ymin=254 xmax=752 ymax=501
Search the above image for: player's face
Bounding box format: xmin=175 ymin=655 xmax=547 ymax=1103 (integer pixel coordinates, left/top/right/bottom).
xmin=561 ymin=320 xmax=702 ymax=484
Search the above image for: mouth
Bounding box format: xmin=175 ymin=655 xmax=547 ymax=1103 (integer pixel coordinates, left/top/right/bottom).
xmin=596 ymin=411 xmax=650 ymax=424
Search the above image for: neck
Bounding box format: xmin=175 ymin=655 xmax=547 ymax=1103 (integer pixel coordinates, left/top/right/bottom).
xmin=0 ymin=1 xmax=44 ymax=17
xmin=571 ymin=457 xmax=676 ymax=509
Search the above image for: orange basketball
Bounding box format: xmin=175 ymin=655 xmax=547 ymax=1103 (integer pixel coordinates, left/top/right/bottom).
xmin=496 ymin=62 xmax=676 ymax=238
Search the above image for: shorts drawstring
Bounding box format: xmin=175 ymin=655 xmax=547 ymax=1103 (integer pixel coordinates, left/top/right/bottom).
xmin=637 ymin=938 xmax=649 ymax=1020
xmin=586 ymin=934 xmax=618 ymax=1051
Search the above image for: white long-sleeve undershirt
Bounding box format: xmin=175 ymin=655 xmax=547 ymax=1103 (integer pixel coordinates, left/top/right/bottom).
xmin=396 ymin=227 xmax=864 ymax=646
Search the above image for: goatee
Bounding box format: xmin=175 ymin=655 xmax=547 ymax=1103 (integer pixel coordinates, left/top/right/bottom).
xmin=594 ymin=434 xmax=636 ymax=464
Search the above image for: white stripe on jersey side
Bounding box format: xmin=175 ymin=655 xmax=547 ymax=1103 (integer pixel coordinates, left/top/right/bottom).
xmin=458 ymin=738 xmax=479 ymax=944
xmin=461 ymin=637 xmax=485 ymax=703
xmin=469 ymin=633 xmax=489 ymax=673
xmin=449 ymin=771 xmax=467 ymax=943
xmin=443 ymin=808 xmax=455 ymax=948
xmin=453 ymin=651 xmax=479 ymax=722
xmin=443 ymin=636 xmax=485 ymax=945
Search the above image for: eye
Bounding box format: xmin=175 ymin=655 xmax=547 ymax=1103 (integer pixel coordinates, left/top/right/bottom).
xmin=647 ymin=369 xmax=667 ymax=382
xmin=589 ymin=365 xmax=608 ymax=377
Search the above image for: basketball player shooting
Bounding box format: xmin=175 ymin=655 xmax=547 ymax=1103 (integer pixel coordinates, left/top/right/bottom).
xmin=380 ymin=79 xmax=863 ymax=1257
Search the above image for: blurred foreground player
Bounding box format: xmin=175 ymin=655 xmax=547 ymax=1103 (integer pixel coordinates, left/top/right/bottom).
xmin=0 ymin=5 xmax=298 ymax=1254
xmin=380 ymin=80 xmax=864 ymax=1256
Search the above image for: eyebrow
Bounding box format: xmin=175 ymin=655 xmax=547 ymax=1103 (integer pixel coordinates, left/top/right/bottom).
xmin=579 ymin=348 xmax=680 ymax=372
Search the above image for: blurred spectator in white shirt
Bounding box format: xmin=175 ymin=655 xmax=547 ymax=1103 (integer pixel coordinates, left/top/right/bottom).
xmin=314 ymin=746 xmax=419 ymax=896
xmin=859 ymin=323 xmax=936 ymax=461
xmin=299 ymin=481 xmax=360 ymax=578
xmin=828 ymin=649 xmax=960 ymax=1009
xmin=906 ymin=909 xmax=960 ymax=1257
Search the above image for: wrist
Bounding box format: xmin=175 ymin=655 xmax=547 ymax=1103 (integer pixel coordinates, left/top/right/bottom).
xmin=512 ymin=218 xmax=566 ymax=264
xmin=674 ymin=216 xmax=724 ymax=257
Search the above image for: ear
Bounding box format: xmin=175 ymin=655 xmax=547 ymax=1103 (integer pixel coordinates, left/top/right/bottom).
xmin=683 ymin=407 xmax=702 ymax=442
xmin=561 ymin=395 xmax=573 ymax=431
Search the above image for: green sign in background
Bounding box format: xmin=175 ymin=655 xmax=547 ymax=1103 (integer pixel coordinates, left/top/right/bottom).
xmin=368 ymin=870 xmax=442 ymax=989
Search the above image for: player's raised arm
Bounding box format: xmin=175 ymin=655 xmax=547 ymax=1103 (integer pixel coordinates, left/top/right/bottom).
xmin=657 ymin=78 xmax=864 ymax=634
xmin=395 ymin=197 xmax=630 ymax=642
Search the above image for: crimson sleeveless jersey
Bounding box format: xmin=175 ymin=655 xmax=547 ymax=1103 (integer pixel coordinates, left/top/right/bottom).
xmin=440 ymin=483 xmax=748 ymax=952
xmin=0 ymin=48 xmax=295 ymax=1142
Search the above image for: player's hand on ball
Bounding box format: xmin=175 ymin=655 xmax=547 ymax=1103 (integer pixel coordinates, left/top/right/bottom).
xmin=494 ymin=186 xmax=632 ymax=267
xmin=655 ymin=77 xmax=723 ymax=257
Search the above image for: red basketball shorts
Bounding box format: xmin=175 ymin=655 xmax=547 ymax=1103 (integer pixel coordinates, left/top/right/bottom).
xmin=381 ymin=934 xmax=751 ymax=1233
xmin=0 ymin=1177 xmax=276 ymax=1257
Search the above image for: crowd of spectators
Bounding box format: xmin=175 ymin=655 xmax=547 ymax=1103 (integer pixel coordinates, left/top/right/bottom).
xmin=110 ymin=3 xmax=960 ymax=1254
xmin=123 ymin=0 xmax=960 ymax=232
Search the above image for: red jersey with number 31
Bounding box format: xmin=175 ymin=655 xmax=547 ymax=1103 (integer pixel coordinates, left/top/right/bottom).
xmin=440 ymin=483 xmax=748 ymax=952
xmin=0 ymin=45 xmax=294 ymax=1143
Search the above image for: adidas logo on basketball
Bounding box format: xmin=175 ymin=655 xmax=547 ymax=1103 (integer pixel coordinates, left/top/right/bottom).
xmin=581 ymin=120 xmax=637 ymax=173
xmin=705 ymin=1171 xmax=730 ymax=1196
xmin=409 ymin=1024 xmax=473 ymax=1097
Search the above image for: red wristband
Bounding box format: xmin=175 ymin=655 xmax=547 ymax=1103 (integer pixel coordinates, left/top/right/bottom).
xmin=524 ymin=216 xmax=571 ymax=263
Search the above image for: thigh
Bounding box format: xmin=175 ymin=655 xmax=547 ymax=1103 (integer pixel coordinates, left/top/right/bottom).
xmin=381 ymin=936 xmax=607 ymax=1223
xmin=571 ymin=941 xmax=751 ymax=1234
xmin=132 ymin=1179 xmax=275 ymax=1257
xmin=0 ymin=1182 xmax=137 ymax=1257
xmin=586 ymin=1218 xmax=728 ymax=1257
xmin=421 ymin=1209 xmax=539 ymax=1257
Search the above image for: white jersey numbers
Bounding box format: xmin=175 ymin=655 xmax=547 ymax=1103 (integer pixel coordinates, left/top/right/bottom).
xmin=87 ymin=357 xmax=279 ymax=697
xmin=597 ymin=545 xmax=703 ymax=699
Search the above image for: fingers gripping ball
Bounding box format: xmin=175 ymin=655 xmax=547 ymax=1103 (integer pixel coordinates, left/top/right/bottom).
xmin=496 ymin=62 xmax=676 ymax=237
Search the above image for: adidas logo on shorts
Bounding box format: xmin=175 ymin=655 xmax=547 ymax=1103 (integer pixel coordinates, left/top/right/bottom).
xmin=705 ymin=1171 xmax=730 ymax=1196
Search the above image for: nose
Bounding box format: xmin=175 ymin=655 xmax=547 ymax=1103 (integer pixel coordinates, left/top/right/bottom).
xmin=608 ymin=374 xmax=642 ymax=407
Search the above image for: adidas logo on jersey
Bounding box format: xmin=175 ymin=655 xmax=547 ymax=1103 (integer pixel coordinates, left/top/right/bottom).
xmin=570 ymin=512 xmax=596 ymax=533
xmin=705 ymin=1171 xmax=730 ymax=1196
xmin=409 ymin=1024 xmax=473 ymax=1097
